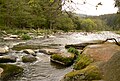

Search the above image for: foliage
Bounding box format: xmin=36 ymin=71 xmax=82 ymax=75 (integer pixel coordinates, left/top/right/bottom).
xmin=74 ymin=54 xmax=93 ymax=70
xmin=68 ymin=47 xmax=80 ymax=56
xmin=21 ymin=34 xmax=31 ymax=40
xmin=53 ymin=14 xmax=75 ymax=32
xmin=81 ymin=18 xmax=97 ymax=32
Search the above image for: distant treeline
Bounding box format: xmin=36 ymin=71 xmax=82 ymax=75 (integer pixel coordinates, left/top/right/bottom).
xmin=0 ymin=0 xmax=120 ymax=32
xmin=88 ymin=14 xmax=120 ymax=30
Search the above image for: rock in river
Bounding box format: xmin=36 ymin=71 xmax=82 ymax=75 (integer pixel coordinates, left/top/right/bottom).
xmin=23 ymin=49 xmax=36 ymax=56
xmin=0 ymin=64 xmax=23 ymax=80
xmin=0 ymin=46 xmax=9 ymax=55
xmin=50 ymin=52 xmax=75 ymax=66
xmin=22 ymin=55 xmax=37 ymax=63
xmin=39 ymin=48 xmax=60 ymax=55
xmin=61 ymin=62 xmax=102 ymax=81
xmin=0 ymin=55 xmax=17 ymax=63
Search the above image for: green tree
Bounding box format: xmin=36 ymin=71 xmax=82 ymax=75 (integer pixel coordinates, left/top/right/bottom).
xmin=53 ymin=14 xmax=75 ymax=32
xmin=81 ymin=19 xmax=97 ymax=32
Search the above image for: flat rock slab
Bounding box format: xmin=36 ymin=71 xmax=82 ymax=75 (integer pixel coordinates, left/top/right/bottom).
xmin=82 ymin=44 xmax=120 ymax=62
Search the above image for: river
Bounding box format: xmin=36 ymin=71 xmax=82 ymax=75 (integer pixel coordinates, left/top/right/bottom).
xmin=0 ymin=31 xmax=120 ymax=81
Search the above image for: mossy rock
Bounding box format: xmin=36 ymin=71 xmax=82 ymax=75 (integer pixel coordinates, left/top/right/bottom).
xmin=22 ymin=55 xmax=37 ymax=63
xmin=51 ymin=53 xmax=75 ymax=66
xmin=0 ymin=64 xmax=23 ymax=80
xmin=74 ymin=54 xmax=93 ymax=70
xmin=12 ymin=44 xmax=42 ymax=51
xmin=62 ymin=64 xmax=102 ymax=81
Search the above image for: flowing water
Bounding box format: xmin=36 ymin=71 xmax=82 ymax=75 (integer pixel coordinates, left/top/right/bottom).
xmin=0 ymin=31 xmax=120 ymax=81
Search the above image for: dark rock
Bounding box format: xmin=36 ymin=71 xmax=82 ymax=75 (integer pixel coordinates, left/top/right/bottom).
xmin=0 ymin=55 xmax=17 ymax=63
xmin=22 ymin=55 xmax=37 ymax=63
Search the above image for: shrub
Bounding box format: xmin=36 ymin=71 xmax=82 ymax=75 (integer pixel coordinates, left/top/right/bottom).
xmin=21 ymin=34 xmax=31 ymax=40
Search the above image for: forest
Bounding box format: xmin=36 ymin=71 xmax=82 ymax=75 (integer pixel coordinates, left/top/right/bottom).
xmin=0 ymin=0 xmax=120 ymax=32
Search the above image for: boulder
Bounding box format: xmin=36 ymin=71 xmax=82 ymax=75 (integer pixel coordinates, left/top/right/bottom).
xmin=50 ymin=52 xmax=75 ymax=66
xmin=0 ymin=55 xmax=17 ymax=63
xmin=0 ymin=46 xmax=9 ymax=55
xmin=0 ymin=64 xmax=23 ymax=80
xmin=39 ymin=48 xmax=60 ymax=55
xmin=23 ymin=49 xmax=36 ymax=56
xmin=62 ymin=63 xmax=102 ymax=81
xmin=22 ymin=55 xmax=37 ymax=63
xmin=82 ymin=44 xmax=120 ymax=62
xmin=103 ymin=51 xmax=120 ymax=81
xmin=12 ymin=44 xmax=42 ymax=51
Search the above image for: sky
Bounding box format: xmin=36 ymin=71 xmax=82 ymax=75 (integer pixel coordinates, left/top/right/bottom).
xmin=63 ymin=0 xmax=118 ymax=16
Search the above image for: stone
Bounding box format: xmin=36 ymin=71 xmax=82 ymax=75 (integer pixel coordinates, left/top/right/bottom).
xmin=50 ymin=52 xmax=75 ymax=66
xmin=103 ymin=51 xmax=120 ymax=81
xmin=62 ymin=63 xmax=102 ymax=81
xmin=0 ymin=64 xmax=23 ymax=80
xmin=0 ymin=46 xmax=9 ymax=54
xmin=0 ymin=55 xmax=17 ymax=63
xmin=82 ymin=43 xmax=120 ymax=62
xmin=39 ymin=48 xmax=60 ymax=55
xmin=23 ymin=49 xmax=36 ymax=56
xmin=22 ymin=55 xmax=37 ymax=63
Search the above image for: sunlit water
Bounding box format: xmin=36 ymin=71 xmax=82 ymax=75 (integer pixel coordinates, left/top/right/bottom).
xmin=0 ymin=31 xmax=120 ymax=81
